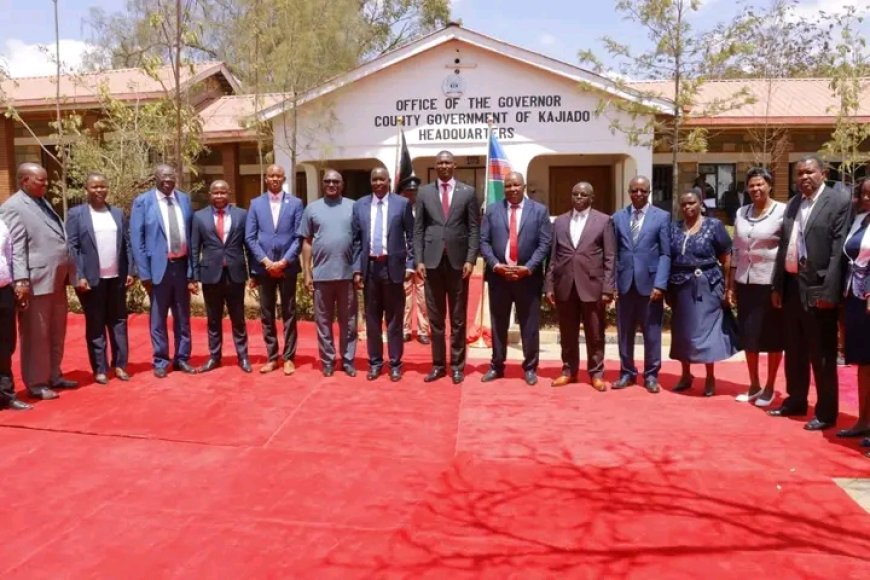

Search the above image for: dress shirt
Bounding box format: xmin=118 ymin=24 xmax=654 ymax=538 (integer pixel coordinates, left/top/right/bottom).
xmin=269 ymin=192 xmax=282 ymax=229
xmin=438 ymin=178 xmax=456 ymax=209
xmin=213 ymin=206 xmax=231 ymax=243
xmin=156 ymin=190 xmax=187 ymax=257
xmin=504 ymin=198 xmax=525 ymax=266
xmin=0 ymin=219 xmax=12 ymax=287
xmin=785 ymin=183 xmax=824 ymax=274
xmin=631 ymin=203 xmax=649 ymax=233
xmin=89 ymin=206 xmax=119 ymax=279
xmin=369 ymin=193 xmax=389 ymax=256
xmin=570 ymin=208 xmax=590 ymax=248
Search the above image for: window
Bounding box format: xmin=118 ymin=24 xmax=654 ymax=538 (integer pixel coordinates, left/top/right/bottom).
xmin=698 ymin=163 xmax=736 ymax=207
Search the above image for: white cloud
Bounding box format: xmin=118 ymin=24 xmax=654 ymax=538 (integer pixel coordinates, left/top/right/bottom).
xmin=0 ymin=38 xmax=92 ymax=78
xmin=539 ymin=33 xmax=557 ymax=47
xmin=792 ymin=0 xmax=870 ymax=19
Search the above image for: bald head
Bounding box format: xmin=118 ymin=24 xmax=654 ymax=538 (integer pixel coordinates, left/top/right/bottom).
xmin=17 ymin=162 xmax=48 ymax=198
xmin=504 ymin=172 xmax=526 ymax=205
xmin=265 ymin=164 xmax=286 ymax=194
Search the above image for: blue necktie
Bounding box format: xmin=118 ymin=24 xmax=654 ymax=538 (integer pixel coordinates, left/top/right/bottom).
xmin=372 ymin=199 xmax=384 ymax=256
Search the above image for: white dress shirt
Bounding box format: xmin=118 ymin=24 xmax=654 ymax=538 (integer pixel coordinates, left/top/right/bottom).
xmin=437 ymin=178 xmax=456 ymax=209
xmin=0 ymin=219 xmax=12 ymax=287
xmin=369 ymin=194 xmax=389 ymax=256
xmin=785 ymin=183 xmax=824 ymax=274
xmin=156 ymin=190 xmax=187 ymax=257
xmin=89 ymin=206 xmax=119 ymax=279
xmin=213 ymin=206 xmax=232 ymax=244
xmin=269 ymin=192 xmax=282 ymax=229
xmin=570 ymin=208 xmax=590 ymax=248
xmin=504 ymin=198 xmax=525 ymax=266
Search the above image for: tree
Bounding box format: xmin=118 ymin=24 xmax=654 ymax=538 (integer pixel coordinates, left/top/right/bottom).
xmin=578 ymin=0 xmax=754 ymax=210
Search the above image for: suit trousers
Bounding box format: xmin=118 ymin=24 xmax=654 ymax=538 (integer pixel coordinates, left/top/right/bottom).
xmin=149 ymin=259 xmax=192 ymax=369
xmin=257 ymin=273 xmax=297 ymax=363
xmin=313 ymin=280 xmax=358 ymax=367
xmin=403 ymin=272 xmax=429 ymax=338
xmin=18 ymin=285 xmax=67 ymax=389
xmin=425 ymin=255 xmax=469 ymax=371
xmin=488 ymin=275 xmax=540 ymax=372
xmin=79 ymin=276 xmax=129 ymax=374
xmin=364 ymin=260 xmax=405 ymax=369
xmin=556 ymin=295 xmax=606 ymax=379
xmin=0 ymin=286 xmax=16 ymax=402
xmin=616 ymin=284 xmax=664 ymax=380
xmin=203 ymin=269 xmax=248 ymax=362
xmin=782 ymin=275 xmax=839 ymax=422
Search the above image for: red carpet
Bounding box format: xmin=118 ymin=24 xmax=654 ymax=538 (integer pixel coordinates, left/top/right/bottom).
xmin=0 ymin=314 xmax=868 ymax=577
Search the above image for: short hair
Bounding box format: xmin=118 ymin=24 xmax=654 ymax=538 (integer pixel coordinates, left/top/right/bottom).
xmin=795 ymin=155 xmax=826 ymax=173
xmin=85 ymin=172 xmax=107 ymax=183
xmin=855 ymin=177 xmax=870 ymax=198
xmin=745 ymin=167 xmax=773 ymax=187
xmin=16 ymin=162 xmax=44 ymax=182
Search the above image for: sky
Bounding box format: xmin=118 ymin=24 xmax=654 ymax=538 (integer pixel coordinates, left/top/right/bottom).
xmin=0 ymin=0 xmax=868 ymax=78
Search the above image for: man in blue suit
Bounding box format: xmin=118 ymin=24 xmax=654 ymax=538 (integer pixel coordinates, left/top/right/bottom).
xmin=190 ymin=180 xmax=252 ymax=374
xmin=245 ymin=164 xmax=304 ymax=376
xmin=352 ymin=168 xmax=415 ymax=382
xmin=67 ymin=173 xmax=135 ymax=384
xmin=130 ymin=164 xmax=197 ymax=378
xmin=611 ymin=176 xmax=671 ymax=393
xmin=480 ymin=172 xmax=553 ymax=386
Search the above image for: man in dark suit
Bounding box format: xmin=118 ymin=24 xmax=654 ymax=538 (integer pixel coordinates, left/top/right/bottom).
xmin=0 ymin=162 xmax=76 ymax=400
xmin=545 ymin=182 xmax=616 ymax=391
xmin=413 ymin=150 xmax=480 ymax=385
xmin=245 ymin=164 xmax=304 ymax=376
xmin=611 ymin=176 xmax=671 ymax=393
xmin=0 ymin=213 xmax=31 ymax=410
xmin=190 ymin=180 xmax=252 ymax=374
xmin=66 ymin=173 xmax=135 ymax=384
xmin=130 ymin=164 xmax=197 ymax=378
xmin=352 ymin=168 xmax=415 ymax=382
xmin=479 ymin=172 xmax=552 ymax=386
xmin=770 ymin=155 xmax=852 ymax=430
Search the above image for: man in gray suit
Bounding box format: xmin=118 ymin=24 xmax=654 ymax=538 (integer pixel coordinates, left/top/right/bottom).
xmin=413 ymin=150 xmax=480 ymax=385
xmin=0 ymin=163 xmax=76 ymax=400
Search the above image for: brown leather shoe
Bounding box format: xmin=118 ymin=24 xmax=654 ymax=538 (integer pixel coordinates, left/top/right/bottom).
xmin=591 ymin=377 xmax=610 ymax=392
xmin=283 ymin=360 xmax=296 ymax=376
xmin=260 ymin=361 xmax=278 ymax=374
xmin=551 ymin=374 xmax=576 ymax=387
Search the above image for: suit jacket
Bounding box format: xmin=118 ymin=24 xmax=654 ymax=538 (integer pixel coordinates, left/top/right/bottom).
xmin=130 ymin=189 xmax=194 ymax=285
xmin=413 ymin=180 xmax=480 ymax=269
xmin=612 ymin=204 xmax=671 ymax=295
xmin=66 ymin=203 xmax=133 ymax=288
xmin=773 ymin=185 xmax=852 ymax=309
xmin=0 ymin=190 xmax=70 ymax=296
xmin=480 ymin=198 xmax=552 ymax=282
xmin=191 ymin=205 xmax=250 ymax=285
xmin=545 ymin=209 xmax=616 ymax=303
xmin=352 ymin=193 xmax=415 ymax=284
xmin=245 ymin=192 xmax=304 ymax=278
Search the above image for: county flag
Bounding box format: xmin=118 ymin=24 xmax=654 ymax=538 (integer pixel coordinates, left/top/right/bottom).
xmin=486 ymin=131 xmax=512 ymax=205
xmin=394 ymin=129 xmax=413 ymax=192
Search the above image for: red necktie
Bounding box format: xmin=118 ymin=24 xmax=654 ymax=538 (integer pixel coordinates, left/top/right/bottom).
xmin=441 ymin=182 xmax=450 ymax=218
xmin=509 ymin=204 xmax=519 ymax=264
xmin=216 ymin=208 xmax=225 ymax=242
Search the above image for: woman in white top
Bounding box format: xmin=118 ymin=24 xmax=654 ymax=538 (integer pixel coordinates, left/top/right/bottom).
xmin=727 ymin=168 xmax=786 ymax=406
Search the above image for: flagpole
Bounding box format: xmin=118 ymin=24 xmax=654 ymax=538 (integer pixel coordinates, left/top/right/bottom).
xmin=393 ymin=116 xmax=404 ymax=192
xmin=470 ymin=117 xmax=494 ymax=349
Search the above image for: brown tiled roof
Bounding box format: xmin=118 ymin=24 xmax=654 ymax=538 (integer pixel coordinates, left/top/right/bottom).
xmin=629 ymin=77 xmax=870 ymax=125
xmin=1 ymin=62 xmax=241 ymax=111
xmin=199 ymin=94 xmax=287 ymax=141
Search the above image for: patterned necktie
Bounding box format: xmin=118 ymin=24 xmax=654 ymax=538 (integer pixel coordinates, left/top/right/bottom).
xmin=372 ymin=199 xmax=384 ymax=256
xmin=441 ymin=182 xmax=450 ymax=218
xmin=165 ymin=196 xmax=182 ymax=255
xmin=631 ymin=209 xmax=642 ymax=244
xmin=216 ymin=208 xmax=225 ymax=242
xmin=509 ymin=204 xmax=520 ymax=263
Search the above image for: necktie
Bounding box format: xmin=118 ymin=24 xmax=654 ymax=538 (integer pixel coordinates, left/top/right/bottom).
xmin=37 ymin=198 xmax=62 ymax=228
xmin=165 ymin=196 xmax=182 ymax=255
xmin=631 ymin=209 xmax=642 ymax=244
xmin=441 ymin=182 xmax=450 ymax=218
xmin=216 ymin=208 xmax=225 ymax=242
xmin=372 ymin=199 xmax=384 ymax=256
xmin=509 ymin=204 xmax=519 ymax=264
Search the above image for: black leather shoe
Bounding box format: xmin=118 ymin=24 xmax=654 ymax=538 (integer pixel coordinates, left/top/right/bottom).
xmin=644 ymin=378 xmax=661 ymax=393
xmin=322 ymin=364 xmax=334 ymax=377
xmin=198 ymin=359 xmax=220 ymax=373
xmin=611 ymin=375 xmax=635 ymax=390
xmin=403 ymin=333 xmax=412 ymax=342
xmin=480 ymin=369 xmax=503 ymax=383
xmin=238 ymin=359 xmax=253 ymax=373
xmin=153 ymin=367 xmax=168 ymax=379
xmin=343 ymin=364 xmax=357 ymax=377
xmin=28 ymin=386 xmax=59 ymax=400
xmin=836 ymin=426 xmax=870 ymax=438
xmin=767 ymin=405 xmax=807 ymax=417
xmin=423 ymin=368 xmax=446 ymax=383
xmin=173 ymin=361 xmax=197 ymax=374
xmin=451 ymin=370 xmax=464 ymax=385
xmin=524 ymin=370 xmax=538 ymax=386
xmin=5 ymin=398 xmax=33 ymax=410
xmin=51 ymin=378 xmax=78 ymax=389
xmin=804 ymin=418 xmax=834 ymax=431
xmin=367 ymin=367 xmax=382 ymax=381
xmin=704 ymin=377 xmax=716 ymax=397
xmin=418 ymin=335 xmax=430 ymax=345
xmin=861 ymin=437 xmax=870 ymax=448
xmin=672 ymin=374 xmax=694 ymax=392
xmin=390 ymin=367 xmax=401 ymax=382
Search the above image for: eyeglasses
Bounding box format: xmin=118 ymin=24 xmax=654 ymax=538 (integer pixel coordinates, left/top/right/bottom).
xmin=323 ymin=179 xmax=341 ymax=184
xmin=629 ymin=188 xmax=649 ymax=194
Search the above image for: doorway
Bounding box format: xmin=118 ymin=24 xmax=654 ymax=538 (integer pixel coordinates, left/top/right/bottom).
xmin=549 ymin=166 xmax=613 ymax=215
